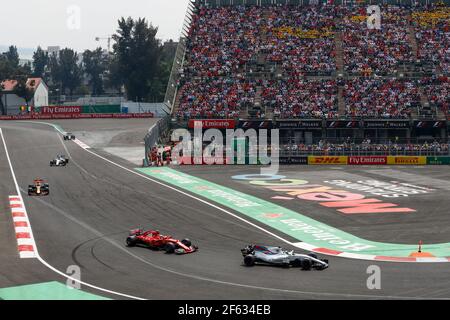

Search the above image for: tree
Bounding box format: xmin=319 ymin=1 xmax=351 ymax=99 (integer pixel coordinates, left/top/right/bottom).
xmin=0 ymin=46 xmax=34 ymax=114
xmin=0 ymin=54 xmax=15 ymax=115
xmin=112 ymin=17 xmax=162 ymax=101
xmin=105 ymin=56 xmax=123 ymax=93
xmin=49 ymin=48 xmax=82 ymax=96
xmin=32 ymin=46 xmax=49 ymax=79
xmin=150 ymin=40 xmax=177 ymax=101
xmin=82 ymin=48 xmax=107 ymax=95
xmin=4 ymin=46 xmax=19 ymax=69
xmin=0 ymin=52 xmax=16 ymax=79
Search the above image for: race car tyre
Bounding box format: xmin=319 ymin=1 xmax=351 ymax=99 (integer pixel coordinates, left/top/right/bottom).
xmin=181 ymin=239 xmax=192 ymax=247
xmin=243 ymin=255 xmax=256 ymax=267
xmin=126 ymin=236 xmax=137 ymax=247
xmin=164 ymin=242 xmax=176 ymax=254
xmin=301 ymin=259 xmax=312 ymax=271
xmin=291 ymin=259 xmax=302 ymax=268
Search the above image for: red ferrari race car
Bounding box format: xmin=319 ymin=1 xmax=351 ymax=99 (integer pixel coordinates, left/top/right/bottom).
xmin=126 ymin=229 xmax=198 ymax=254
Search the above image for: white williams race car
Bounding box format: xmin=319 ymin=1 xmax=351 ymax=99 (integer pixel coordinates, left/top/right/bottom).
xmin=63 ymin=133 xmax=76 ymax=140
xmin=50 ymin=155 xmax=69 ymax=167
xmin=241 ymin=245 xmax=329 ymax=270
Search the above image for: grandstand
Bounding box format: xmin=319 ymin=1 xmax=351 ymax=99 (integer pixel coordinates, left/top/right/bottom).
xmin=165 ymin=0 xmax=449 ymax=145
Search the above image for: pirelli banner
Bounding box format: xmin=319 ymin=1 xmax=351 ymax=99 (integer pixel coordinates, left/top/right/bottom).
xmin=387 ymin=156 xmax=427 ymax=165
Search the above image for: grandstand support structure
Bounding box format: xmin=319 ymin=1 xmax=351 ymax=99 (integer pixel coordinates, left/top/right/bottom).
xmin=163 ymin=0 xmax=197 ymax=113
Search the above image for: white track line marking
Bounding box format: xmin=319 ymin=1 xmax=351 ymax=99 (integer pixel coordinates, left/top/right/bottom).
xmin=0 ymin=128 xmax=145 ymax=300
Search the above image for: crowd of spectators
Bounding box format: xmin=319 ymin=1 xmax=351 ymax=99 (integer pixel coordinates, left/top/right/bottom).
xmin=414 ymin=7 xmax=450 ymax=74
xmin=341 ymin=6 xmax=414 ymax=75
xmin=264 ymin=5 xmax=336 ymax=74
xmin=176 ymin=77 xmax=256 ymax=120
xmin=262 ymin=79 xmax=338 ymax=119
xmin=421 ymin=76 xmax=449 ymax=114
xmin=177 ymin=4 xmax=448 ymax=121
xmin=184 ymin=6 xmax=262 ymax=78
xmin=343 ymin=79 xmax=420 ymax=118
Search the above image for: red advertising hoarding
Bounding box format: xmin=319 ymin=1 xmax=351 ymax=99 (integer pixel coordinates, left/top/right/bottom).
xmin=0 ymin=113 xmax=154 ymax=121
xmin=188 ymin=119 xmax=236 ymax=130
xmin=348 ymin=156 xmax=387 ymax=165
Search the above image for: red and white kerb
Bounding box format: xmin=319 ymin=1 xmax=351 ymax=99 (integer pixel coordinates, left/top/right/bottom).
xmin=9 ymin=196 xmax=37 ymax=259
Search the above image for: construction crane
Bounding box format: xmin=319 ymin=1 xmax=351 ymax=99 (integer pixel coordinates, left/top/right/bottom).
xmin=95 ymin=35 xmax=113 ymax=53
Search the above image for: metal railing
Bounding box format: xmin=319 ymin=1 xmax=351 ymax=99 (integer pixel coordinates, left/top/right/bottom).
xmin=279 ymin=148 xmax=450 ymax=156
xmin=164 ymin=0 xmax=197 ymax=112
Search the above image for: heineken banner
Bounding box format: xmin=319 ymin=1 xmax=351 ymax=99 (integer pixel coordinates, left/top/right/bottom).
xmin=427 ymin=157 xmax=450 ymax=165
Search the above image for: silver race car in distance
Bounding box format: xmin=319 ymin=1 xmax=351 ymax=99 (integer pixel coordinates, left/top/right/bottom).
xmin=241 ymin=245 xmax=329 ymax=270
xmin=63 ymin=133 xmax=76 ymax=140
xmin=50 ymin=155 xmax=69 ymax=167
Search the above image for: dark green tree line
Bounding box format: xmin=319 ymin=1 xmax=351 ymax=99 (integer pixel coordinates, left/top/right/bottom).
xmin=1 ymin=17 xmax=177 ymax=108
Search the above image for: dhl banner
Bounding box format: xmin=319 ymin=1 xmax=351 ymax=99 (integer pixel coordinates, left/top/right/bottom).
xmin=308 ymin=156 xmax=348 ymax=165
xmin=387 ymin=156 xmax=427 ymax=165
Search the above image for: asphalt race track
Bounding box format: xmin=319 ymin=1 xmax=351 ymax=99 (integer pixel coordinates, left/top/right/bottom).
xmin=1 ymin=120 xmax=450 ymax=300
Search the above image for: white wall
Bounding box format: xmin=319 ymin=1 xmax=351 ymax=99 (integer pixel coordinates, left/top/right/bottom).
xmin=33 ymin=83 xmax=48 ymax=107
xmin=1 ymin=94 xmax=25 ymax=115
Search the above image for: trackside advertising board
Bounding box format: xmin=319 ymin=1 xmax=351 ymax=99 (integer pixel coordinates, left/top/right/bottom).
xmin=427 ymin=157 xmax=450 ymax=165
xmin=348 ymin=156 xmax=387 ymax=165
xmin=188 ymin=119 xmax=236 ymax=130
xmin=308 ymin=156 xmax=348 ymax=165
xmin=0 ymin=113 xmax=154 ymax=120
xmin=387 ymin=156 xmax=427 ymax=165
xmin=41 ymin=106 xmax=81 ymax=115
xmin=280 ymin=156 xmax=308 ymax=165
